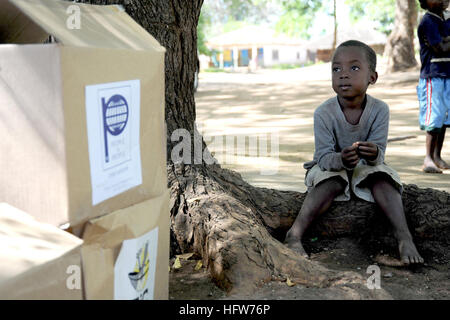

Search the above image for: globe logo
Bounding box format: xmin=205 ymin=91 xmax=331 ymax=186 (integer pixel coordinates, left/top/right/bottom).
xmin=102 ymin=94 xmax=129 ymax=163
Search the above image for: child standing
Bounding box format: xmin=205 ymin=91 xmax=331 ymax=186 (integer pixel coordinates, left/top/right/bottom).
xmin=285 ymin=40 xmax=423 ymax=265
xmin=417 ymin=0 xmax=450 ymax=173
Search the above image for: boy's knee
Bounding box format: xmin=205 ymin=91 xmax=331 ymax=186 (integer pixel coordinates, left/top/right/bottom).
xmin=318 ymin=176 xmax=346 ymax=195
xmin=366 ymin=172 xmax=395 ymax=189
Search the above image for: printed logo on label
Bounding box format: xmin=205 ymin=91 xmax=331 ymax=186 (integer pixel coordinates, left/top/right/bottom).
xmin=102 ymin=94 xmax=129 ymax=164
xmin=86 ymin=80 xmax=141 ymax=205
xmin=98 ymin=87 xmax=133 ymax=170
xmin=128 ymin=241 xmax=150 ymax=299
xmin=114 ymin=227 xmax=157 ymax=300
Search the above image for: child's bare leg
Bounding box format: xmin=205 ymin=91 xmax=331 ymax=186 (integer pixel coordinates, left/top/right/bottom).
xmin=284 ymin=177 xmax=346 ymax=257
xmin=423 ymin=131 xmax=442 ymax=173
xmin=368 ymin=173 xmax=424 ymax=265
xmin=434 ymin=127 xmax=450 ymax=169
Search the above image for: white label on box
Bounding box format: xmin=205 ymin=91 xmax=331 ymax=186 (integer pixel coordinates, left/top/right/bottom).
xmin=85 ymin=80 xmax=142 ymax=205
xmin=114 ymin=227 xmax=158 ymax=300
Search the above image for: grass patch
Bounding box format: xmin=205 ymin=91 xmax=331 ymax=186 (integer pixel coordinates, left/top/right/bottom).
xmin=269 ymin=61 xmax=316 ymax=70
xmin=203 ymin=68 xmax=230 ymax=73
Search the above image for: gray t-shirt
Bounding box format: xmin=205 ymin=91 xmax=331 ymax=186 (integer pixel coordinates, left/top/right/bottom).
xmin=304 ymin=94 xmax=389 ymax=171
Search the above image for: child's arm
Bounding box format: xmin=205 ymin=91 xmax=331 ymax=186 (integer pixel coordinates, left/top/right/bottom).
xmin=314 ymin=112 xmax=355 ymax=171
xmin=357 ymin=102 xmax=389 ymax=166
xmin=421 ymin=19 xmax=450 ymax=54
xmin=428 ymin=36 xmax=450 ymax=54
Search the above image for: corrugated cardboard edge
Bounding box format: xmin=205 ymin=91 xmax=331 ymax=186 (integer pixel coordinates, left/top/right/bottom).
xmin=81 ymin=190 xmax=170 ymax=300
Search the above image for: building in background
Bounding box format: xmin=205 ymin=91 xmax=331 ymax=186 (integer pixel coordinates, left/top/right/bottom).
xmin=307 ymin=25 xmax=387 ymax=62
xmin=206 ymin=25 xmax=311 ymax=69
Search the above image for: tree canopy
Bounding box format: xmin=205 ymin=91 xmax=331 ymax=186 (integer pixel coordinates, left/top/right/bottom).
xmin=345 ymin=0 xmax=396 ymax=35
xmin=199 ymin=0 xmax=424 ymax=43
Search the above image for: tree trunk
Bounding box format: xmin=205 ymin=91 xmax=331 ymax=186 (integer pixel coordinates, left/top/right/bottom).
xmin=331 ymin=0 xmax=337 ymax=53
xmin=73 ymin=0 xmax=450 ymax=298
xmin=384 ymin=0 xmax=418 ymax=72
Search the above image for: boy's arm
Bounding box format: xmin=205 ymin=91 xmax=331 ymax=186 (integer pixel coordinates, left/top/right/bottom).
xmin=429 ymin=36 xmax=450 ymax=54
xmin=421 ymin=19 xmax=450 ymax=54
xmin=314 ymin=112 xmax=351 ymax=171
xmin=363 ymin=103 xmax=389 ymax=166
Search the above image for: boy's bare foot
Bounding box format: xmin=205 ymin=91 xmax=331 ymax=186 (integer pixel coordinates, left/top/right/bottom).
xmin=435 ymin=158 xmax=450 ymax=170
xmin=422 ymin=157 xmax=442 ymax=173
xmin=398 ymin=239 xmax=424 ymax=265
xmin=284 ymin=238 xmax=309 ymax=258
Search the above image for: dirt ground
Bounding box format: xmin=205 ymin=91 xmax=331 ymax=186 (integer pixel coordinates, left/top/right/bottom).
xmin=169 ymin=237 xmax=450 ymax=300
xmin=169 ymin=60 xmax=450 ymax=300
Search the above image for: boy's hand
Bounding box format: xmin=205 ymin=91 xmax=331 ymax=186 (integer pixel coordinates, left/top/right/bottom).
xmin=341 ymin=144 xmax=359 ymax=168
xmin=355 ymin=141 xmax=378 ymax=161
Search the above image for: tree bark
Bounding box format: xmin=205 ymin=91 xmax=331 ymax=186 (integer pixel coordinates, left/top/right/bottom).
xmin=331 ymin=0 xmax=337 ymax=53
xmin=73 ymin=0 xmax=450 ymax=298
xmin=384 ymin=0 xmax=418 ymax=72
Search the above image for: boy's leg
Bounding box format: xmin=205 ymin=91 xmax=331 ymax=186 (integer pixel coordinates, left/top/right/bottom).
xmin=367 ymin=173 xmax=424 ymax=265
xmin=284 ymin=176 xmax=346 ymax=257
xmin=434 ymin=126 xmax=450 ymax=169
xmin=437 ymin=78 xmax=450 ymax=170
xmin=423 ymin=131 xmax=442 ymax=173
xmin=418 ymin=78 xmax=446 ymax=173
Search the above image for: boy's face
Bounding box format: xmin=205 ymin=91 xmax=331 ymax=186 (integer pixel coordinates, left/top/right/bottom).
xmin=426 ymin=0 xmax=449 ymax=13
xmin=331 ymin=46 xmax=377 ymax=102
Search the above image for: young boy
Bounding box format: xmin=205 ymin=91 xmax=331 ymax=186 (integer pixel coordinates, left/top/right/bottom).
xmin=417 ymin=0 xmax=450 ymax=173
xmin=284 ymin=40 xmax=424 ymax=265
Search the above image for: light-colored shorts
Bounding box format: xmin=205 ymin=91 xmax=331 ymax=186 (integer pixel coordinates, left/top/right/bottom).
xmin=417 ymin=77 xmax=450 ymax=132
xmin=305 ymin=163 xmax=403 ymax=203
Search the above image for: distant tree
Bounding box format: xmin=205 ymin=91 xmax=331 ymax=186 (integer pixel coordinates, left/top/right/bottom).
xmin=384 ymin=0 xmax=418 ymax=72
xmin=202 ymin=0 xmax=276 ymax=26
xmin=332 ymin=0 xmax=337 ymax=51
xmin=275 ymin=0 xmax=324 ymax=39
xmin=276 ymin=0 xmax=339 ymax=52
xmin=198 ymin=10 xmax=212 ymax=56
xmin=197 ymin=0 xmax=279 ymax=54
xmin=345 ymin=0 xmax=396 ymax=35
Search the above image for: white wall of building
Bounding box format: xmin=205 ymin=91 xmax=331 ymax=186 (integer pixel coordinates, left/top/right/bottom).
xmin=262 ymin=45 xmax=308 ymax=67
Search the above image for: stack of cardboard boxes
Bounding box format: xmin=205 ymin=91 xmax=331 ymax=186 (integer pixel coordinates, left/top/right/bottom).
xmin=0 ymin=0 xmax=169 ymax=300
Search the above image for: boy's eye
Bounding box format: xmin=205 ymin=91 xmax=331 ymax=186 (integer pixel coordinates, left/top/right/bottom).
xmin=351 ymin=66 xmax=360 ymax=71
xmin=332 ymin=67 xmax=341 ymax=72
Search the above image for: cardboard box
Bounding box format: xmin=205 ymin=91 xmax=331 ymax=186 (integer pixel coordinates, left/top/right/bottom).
xmin=0 ymin=203 xmax=84 ymax=300
xmin=81 ymin=190 xmax=170 ymax=300
xmin=0 ymin=189 xmax=169 ymax=300
xmin=0 ymin=0 xmax=167 ymax=227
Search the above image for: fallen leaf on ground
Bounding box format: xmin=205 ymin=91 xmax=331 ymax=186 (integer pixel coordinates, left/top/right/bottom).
xmin=286 ymin=277 xmax=295 ymax=287
xmin=194 ymin=260 xmax=203 ymax=271
xmin=173 ymin=257 xmax=182 ymax=269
